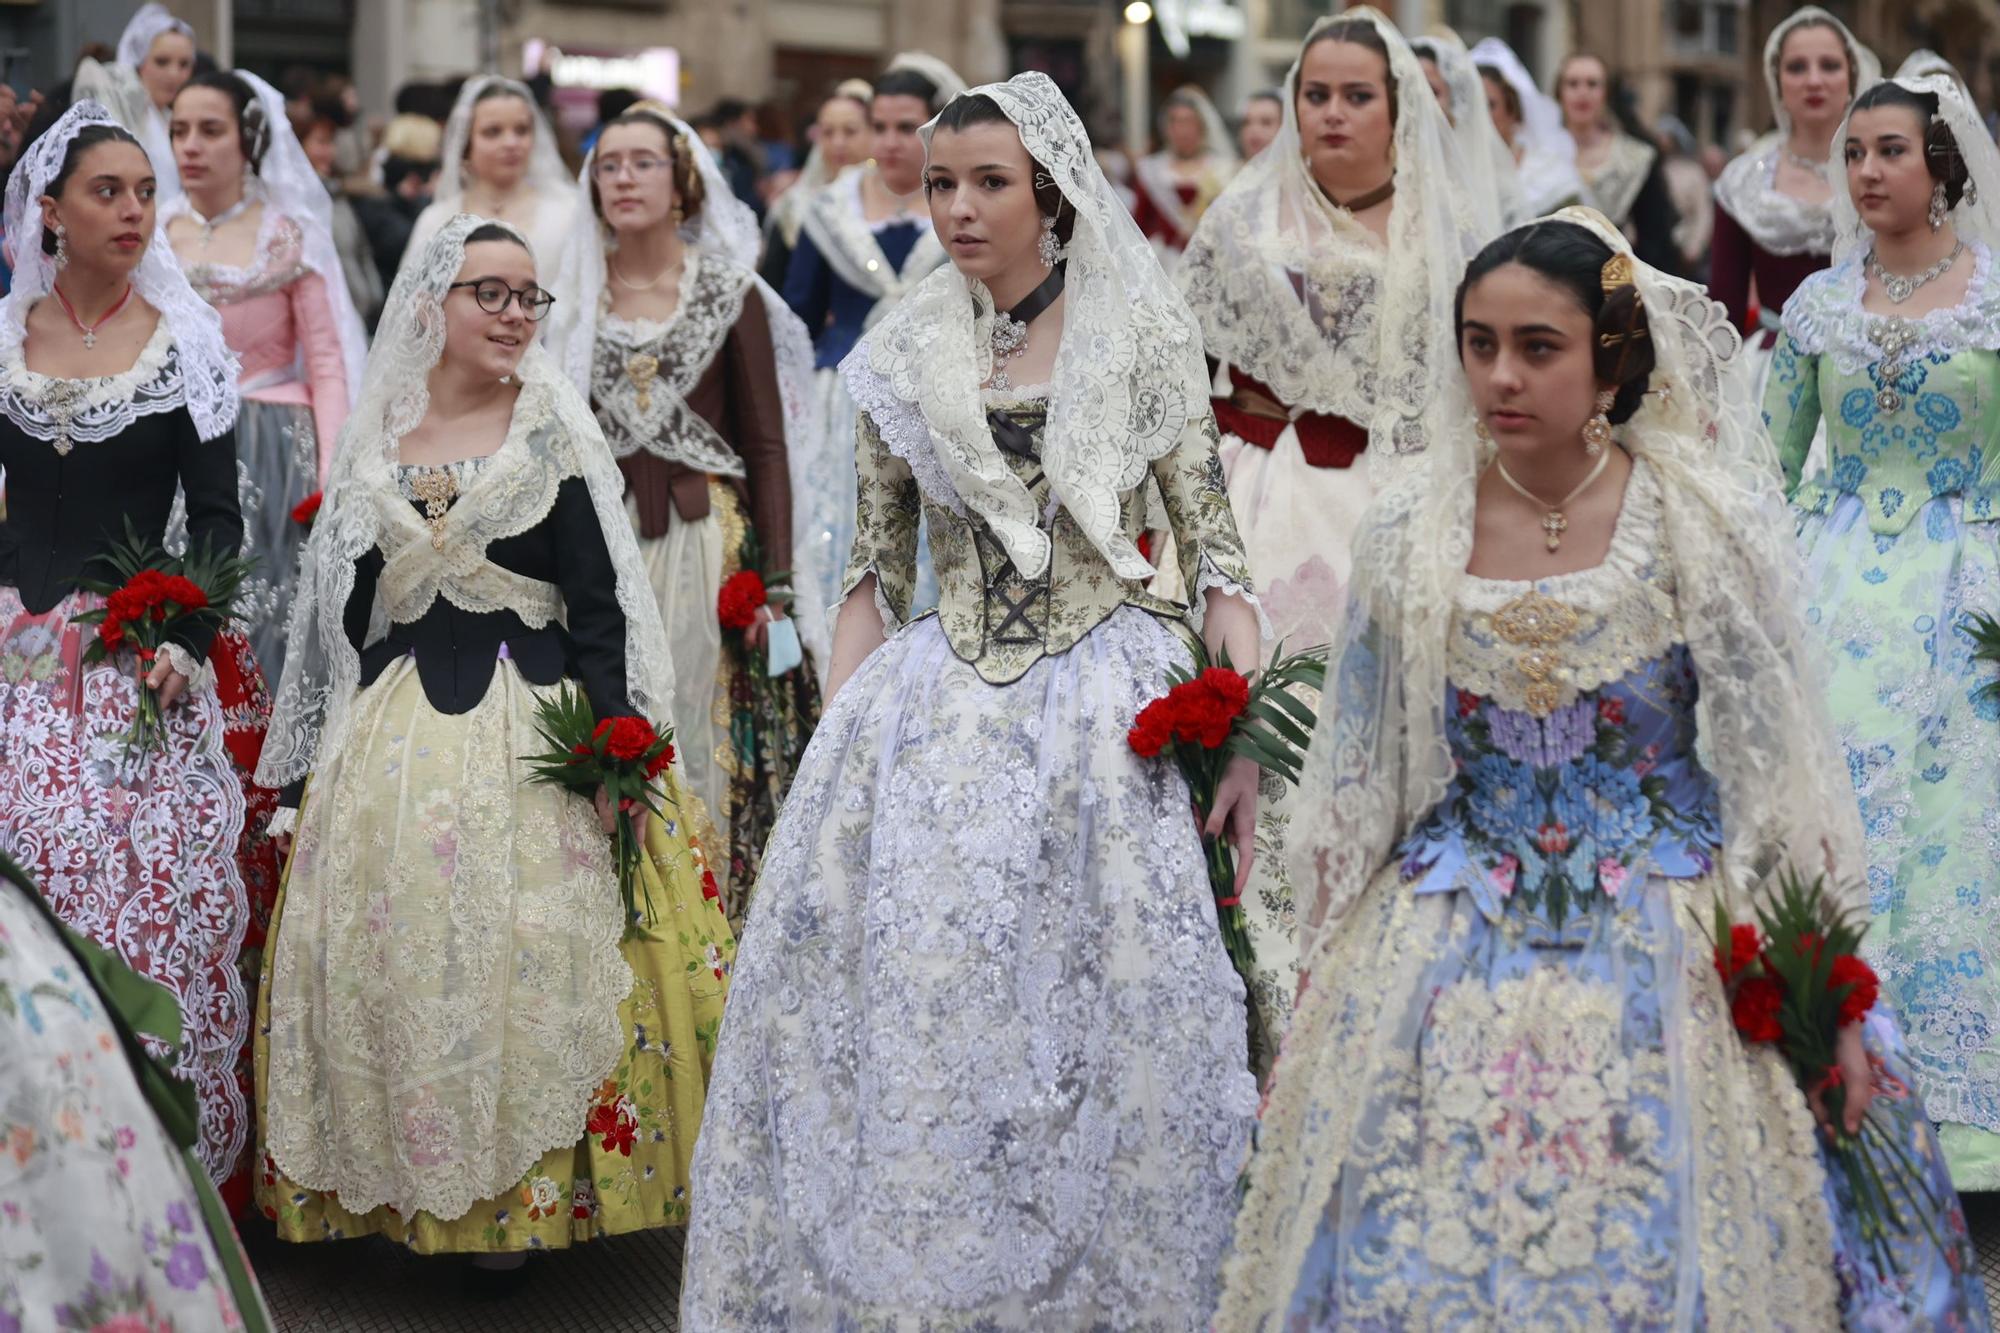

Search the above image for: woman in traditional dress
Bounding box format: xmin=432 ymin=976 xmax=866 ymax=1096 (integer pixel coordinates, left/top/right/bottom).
xmin=1470 ymin=35 xmax=1584 ymax=218
xmin=1237 ymin=89 xmax=1283 ymax=161
xmin=760 ymin=79 xmax=872 ymax=291
xmin=548 ymin=106 xmax=822 ymax=926
xmin=782 ymin=53 xmax=961 ymax=624
xmin=1412 ymin=29 xmax=1525 ymax=228
xmin=0 ymin=851 xmax=271 ymax=1333
xmin=0 ymin=104 xmax=250 ymax=1197
xmin=116 ymin=4 xmax=193 ymax=200
xmin=1767 ymin=74 xmax=2000 ymax=1191
xmin=1555 ymin=52 xmax=1681 ymax=273
xmin=1132 ymin=85 xmax=1240 ymax=262
xmin=167 ymin=69 xmax=366 ymax=682
xmin=682 ymin=72 xmax=1265 ymax=1328
xmin=404 ymin=77 xmax=578 ymax=276
xmin=1177 ymin=8 xmax=1496 ymax=1070
xmin=1710 ymin=7 xmax=1877 ymax=397
xmin=251 ymin=215 xmax=734 ymax=1276
xmin=1217 ymin=207 xmax=1987 ymax=1330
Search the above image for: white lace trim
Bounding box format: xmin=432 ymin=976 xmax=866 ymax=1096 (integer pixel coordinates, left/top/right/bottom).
xmin=1711 ymin=146 xmax=1837 ymax=258
xmin=1187 ymin=553 xmax=1272 ymax=641
xmin=1579 ymin=134 xmax=1657 ymax=230
xmin=265 ymin=805 xmax=298 ymax=838
xmin=843 ymin=359 xmax=966 ymax=516
xmin=586 ymin=251 xmax=750 ymax=475
xmin=1782 ymin=242 xmax=2000 ymax=373
xmin=0 ymin=320 xmax=191 ymax=446
xmin=157 ymin=639 xmax=215 ymax=695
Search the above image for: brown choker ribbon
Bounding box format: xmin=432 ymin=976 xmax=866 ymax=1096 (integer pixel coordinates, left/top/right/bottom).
xmin=1323 ymin=178 xmax=1395 ymax=213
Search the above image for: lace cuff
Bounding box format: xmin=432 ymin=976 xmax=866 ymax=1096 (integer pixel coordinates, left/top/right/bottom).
xmin=265 ymin=805 xmax=299 ymax=839
xmin=832 ymin=567 xmax=902 ymax=636
xmin=1186 ymin=553 xmax=1272 ymax=642
xmin=157 ymin=640 xmax=215 ymax=695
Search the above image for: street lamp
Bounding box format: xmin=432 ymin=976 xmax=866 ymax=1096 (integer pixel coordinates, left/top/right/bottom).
xmin=1124 ymin=1 xmax=1153 ymax=22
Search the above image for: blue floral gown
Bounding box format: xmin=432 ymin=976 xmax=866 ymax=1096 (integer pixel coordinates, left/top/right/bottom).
xmin=1248 ymin=463 xmax=1984 ymax=1330
xmin=1766 ymin=243 xmax=2000 ymax=1190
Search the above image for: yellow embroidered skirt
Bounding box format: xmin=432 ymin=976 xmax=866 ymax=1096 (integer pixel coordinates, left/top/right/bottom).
xmin=252 ymin=661 xmax=734 ymax=1253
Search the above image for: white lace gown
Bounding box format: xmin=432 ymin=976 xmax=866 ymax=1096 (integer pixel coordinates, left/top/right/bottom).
xmin=681 ymin=386 xmax=1262 ymax=1330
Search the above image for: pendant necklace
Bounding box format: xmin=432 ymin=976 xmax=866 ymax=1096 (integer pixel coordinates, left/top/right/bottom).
xmin=188 ymin=193 xmax=254 ymax=249
xmin=1493 ymin=448 xmax=1613 ymax=552
xmin=52 ymin=281 xmax=135 ymax=350
xmin=985 ymin=260 xmax=1066 ymax=393
xmin=1867 ymin=241 xmax=1964 ymax=304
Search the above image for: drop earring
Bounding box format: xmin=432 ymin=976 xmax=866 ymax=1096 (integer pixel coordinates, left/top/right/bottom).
xmin=1930 ymin=180 xmax=1949 ymax=231
xmin=1581 ymin=388 xmax=1615 ymax=456
xmin=54 ymin=223 xmax=67 ymax=269
xmin=1037 ymin=215 xmax=1062 ymax=267
xmin=1472 ymin=416 xmax=1491 ymax=442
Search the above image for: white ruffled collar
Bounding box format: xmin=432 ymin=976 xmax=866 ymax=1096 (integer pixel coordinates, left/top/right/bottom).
xmin=1782 ymin=241 xmax=2000 ymax=372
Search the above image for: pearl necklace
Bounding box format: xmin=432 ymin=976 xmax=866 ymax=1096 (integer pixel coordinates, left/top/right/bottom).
xmin=1867 ymin=241 xmax=1964 ymax=305
xmin=1492 ymin=448 xmax=1614 ymax=553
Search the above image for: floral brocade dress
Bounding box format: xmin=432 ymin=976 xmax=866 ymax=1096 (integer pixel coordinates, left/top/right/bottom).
xmin=1767 ymin=246 xmax=2000 ymax=1189
xmin=253 ymin=414 xmax=735 ymax=1253
xmin=1243 ymin=463 xmax=1983 ymax=1329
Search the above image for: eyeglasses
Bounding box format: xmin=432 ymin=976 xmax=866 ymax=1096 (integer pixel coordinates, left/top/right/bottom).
xmin=591 ymin=155 xmax=668 ymax=181
xmin=449 ymin=279 xmax=555 ymax=321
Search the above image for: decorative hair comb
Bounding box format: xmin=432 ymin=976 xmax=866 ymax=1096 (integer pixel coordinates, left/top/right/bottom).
xmin=1600 ymin=253 xmax=1635 ymax=292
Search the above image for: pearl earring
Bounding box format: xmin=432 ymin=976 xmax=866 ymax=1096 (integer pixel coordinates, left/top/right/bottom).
xmin=1037 ymin=215 xmax=1062 ymax=267
xmin=54 ymin=223 xmax=67 ymax=269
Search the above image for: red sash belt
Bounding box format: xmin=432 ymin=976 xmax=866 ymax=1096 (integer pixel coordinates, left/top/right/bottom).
xmin=1212 ymin=383 xmax=1367 ymax=470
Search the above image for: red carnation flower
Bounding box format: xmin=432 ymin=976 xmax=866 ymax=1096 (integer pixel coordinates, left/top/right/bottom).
xmin=292 ymin=492 xmax=323 ymax=526
xmin=1829 ymin=953 xmax=1880 ymax=1027
xmin=1714 ymin=922 xmax=1763 ymax=984
xmin=1198 ymin=667 xmax=1251 ymax=717
xmin=600 ymin=716 xmax=657 ymax=764
xmin=1730 ymin=975 xmax=1786 ymax=1043
xmin=1127 ymin=698 xmax=1175 ymax=758
xmin=645 ymin=742 xmax=677 ymax=779
xmin=717 ymin=570 xmax=768 ymax=631
xmin=160 ymin=575 xmax=207 ymax=612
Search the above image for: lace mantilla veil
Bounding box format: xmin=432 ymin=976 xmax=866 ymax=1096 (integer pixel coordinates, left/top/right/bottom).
xmin=845 ymin=71 xmax=1210 ymax=584
xmin=255 ymin=213 xmax=677 ymax=789
xmin=545 ymin=107 xmax=829 ymax=668
xmin=159 ymin=69 xmax=370 ymax=404
xmin=1179 ymin=8 xmax=1496 ymax=480
xmin=432 ymin=75 xmax=575 ymax=212
xmin=1467 ymin=36 xmax=1585 ymax=217
xmin=1712 ymin=7 xmax=1881 ymax=257
xmin=1275 ymin=206 xmax=1866 ymax=1006
xmin=1411 ymin=29 xmax=1525 ymax=227
xmin=1827 ymin=73 xmax=2000 ymax=261
xmin=0 ymin=101 xmax=239 ymax=443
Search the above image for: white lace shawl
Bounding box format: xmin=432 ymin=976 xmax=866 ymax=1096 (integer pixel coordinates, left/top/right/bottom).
xmin=1580 ymin=133 xmax=1659 ymax=231
xmin=404 ymin=77 xmax=579 ymax=275
xmin=1781 ymin=241 xmax=2000 ymax=373
xmin=1828 ymin=74 xmax=2000 ymax=263
xmin=1286 ymin=207 xmax=1866 ymax=975
xmin=0 ymin=101 xmax=238 ymax=443
xmin=1468 ymin=36 xmax=1584 ymax=217
xmin=1712 ymin=7 xmax=1880 ymax=257
xmin=1179 ymin=8 xmax=1497 ymax=477
xmin=796 ymin=166 xmax=949 ymax=318
xmin=1411 ymin=30 xmax=1526 ymax=228
xmin=116 ymin=4 xmax=191 ymax=71
xmin=255 ymin=213 xmax=677 ymax=788
xmin=845 ymin=71 xmax=1208 ymax=584
xmin=159 ymin=72 xmax=368 ymax=406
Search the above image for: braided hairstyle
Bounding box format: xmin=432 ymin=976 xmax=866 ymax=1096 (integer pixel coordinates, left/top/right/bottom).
xmin=1454 ymin=220 xmax=1656 ymax=424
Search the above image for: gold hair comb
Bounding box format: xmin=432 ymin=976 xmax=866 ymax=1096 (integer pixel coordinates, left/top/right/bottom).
xmin=1600 ymin=253 xmax=1635 ymax=292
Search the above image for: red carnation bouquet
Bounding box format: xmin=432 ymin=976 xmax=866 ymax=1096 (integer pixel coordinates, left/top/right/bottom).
xmin=1128 ymin=640 xmax=1326 ymax=987
xmin=523 ymin=684 xmax=678 ymax=926
xmin=1700 ymin=867 xmax=1942 ymax=1275
xmin=68 ymin=522 xmax=249 ymax=757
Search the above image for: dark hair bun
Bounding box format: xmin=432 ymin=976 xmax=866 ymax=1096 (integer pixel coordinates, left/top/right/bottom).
xmin=1926 ymin=117 xmax=1974 ymax=208
xmin=1593 ymin=284 xmax=1655 ymax=424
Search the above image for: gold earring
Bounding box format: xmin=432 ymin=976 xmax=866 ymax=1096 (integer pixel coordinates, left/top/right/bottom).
xmin=670 ymin=201 xmax=684 ymax=225
xmin=1472 ymin=416 xmax=1491 ymax=442
xmin=1581 ymin=388 xmax=1615 ymax=456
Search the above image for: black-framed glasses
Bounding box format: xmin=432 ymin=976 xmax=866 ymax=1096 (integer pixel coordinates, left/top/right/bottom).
xmin=449 ymin=278 xmax=556 ymax=321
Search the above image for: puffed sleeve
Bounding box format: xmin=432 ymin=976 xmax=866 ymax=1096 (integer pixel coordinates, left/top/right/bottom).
xmin=722 ymin=285 xmax=793 ymax=579
xmin=1150 ymin=412 xmax=1258 ymax=630
xmin=550 ymin=474 xmax=633 ymax=721
xmin=172 ymin=409 xmax=243 ymax=660
xmin=1763 ymin=331 xmax=1822 ymax=493
xmin=287 ymin=270 xmax=352 ymax=479
xmin=836 ymin=410 xmax=920 ymax=631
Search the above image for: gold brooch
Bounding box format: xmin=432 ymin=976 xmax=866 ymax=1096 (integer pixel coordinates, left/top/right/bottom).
xmin=626 ymin=352 xmax=660 ymax=414
xmin=1491 ymin=590 xmax=1580 ymax=717
xmin=409 ymin=467 xmax=458 ymax=551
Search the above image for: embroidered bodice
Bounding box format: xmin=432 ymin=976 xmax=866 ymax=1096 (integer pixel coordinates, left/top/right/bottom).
xmin=844 ymin=392 xmax=1255 ymax=685
xmin=1399 ymin=462 xmax=1724 ymax=927
xmin=0 ymin=324 xmax=241 ymax=650
xmin=1766 ymin=245 xmax=2000 ymax=530
xmin=182 ymin=213 xmax=351 ymax=469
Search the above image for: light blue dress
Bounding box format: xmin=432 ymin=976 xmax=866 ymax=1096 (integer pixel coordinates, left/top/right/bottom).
xmin=1767 ymin=243 xmax=2000 ymax=1189
xmin=1265 ymin=463 xmax=1985 ymax=1329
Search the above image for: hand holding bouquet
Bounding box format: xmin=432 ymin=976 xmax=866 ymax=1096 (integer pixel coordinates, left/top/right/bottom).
xmin=1128 ymin=640 xmax=1326 ymax=987
xmin=524 ymin=684 xmax=678 ymax=926
xmin=1701 ymin=867 xmax=1942 ymax=1277
xmin=68 ymin=522 xmax=250 ymax=757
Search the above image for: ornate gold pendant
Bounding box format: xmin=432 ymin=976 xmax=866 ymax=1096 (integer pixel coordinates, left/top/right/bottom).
xmin=409 ymin=467 xmax=458 ymax=551
xmin=626 ymin=352 xmax=660 ymax=414
xmin=1491 ymin=589 xmax=1581 ymax=717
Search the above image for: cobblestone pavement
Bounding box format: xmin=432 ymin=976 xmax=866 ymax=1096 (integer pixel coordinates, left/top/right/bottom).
xmin=250 ymin=1195 xmax=2000 ymax=1331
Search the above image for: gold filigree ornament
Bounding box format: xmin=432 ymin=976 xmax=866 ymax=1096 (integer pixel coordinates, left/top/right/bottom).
xmin=625 ymin=352 xmax=660 ymax=414
xmin=1600 ymin=252 xmax=1635 ymax=292
xmin=1491 ymin=589 xmax=1581 ymax=716
xmin=409 ymin=466 xmax=458 ymax=551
